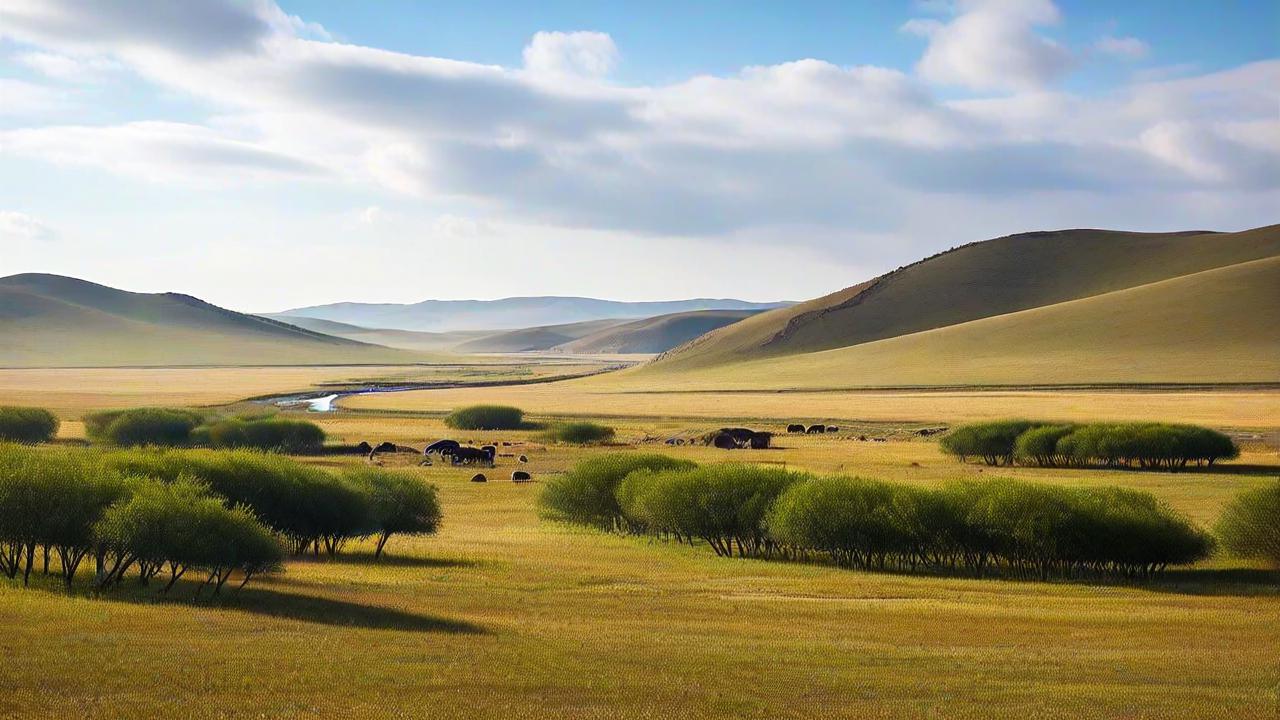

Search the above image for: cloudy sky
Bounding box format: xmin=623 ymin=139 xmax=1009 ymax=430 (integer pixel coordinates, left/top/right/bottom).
xmin=1 ymin=0 xmax=1276 ymax=311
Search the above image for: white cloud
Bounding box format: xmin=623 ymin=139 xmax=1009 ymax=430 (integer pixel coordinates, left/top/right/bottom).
xmin=0 ymin=211 xmax=55 ymax=242
xmin=522 ymin=31 xmax=618 ymax=79
xmin=0 ymin=78 xmax=66 ymax=116
xmin=1094 ymin=35 xmax=1149 ymax=60
xmin=909 ymin=0 xmax=1073 ymax=92
xmin=15 ymin=51 xmax=120 ymax=81
xmin=357 ymin=205 xmax=385 ymax=225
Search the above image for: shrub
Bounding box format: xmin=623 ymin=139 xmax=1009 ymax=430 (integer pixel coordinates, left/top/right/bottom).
xmin=194 ymin=418 xmax=326 ymax=453
xmin=768 ymin=476 xmax=911 ymax=570
xmin=539 ymin=453 xmax=695 ymax=531
xmin=1216 ymin=481 xmax=1280 ymax=566
xmin=103 ymin=449 xmax=371 ymax=556
xmin=618 ymin=464 xmax=807 ymax=557
xmin=85 ymin=408 xmax=205 ymax=447
xmin=443 ymin=405 xmax=524 ymax=430
xmin=939 ymin=420 xmax=1043 ymax=465
xmin=346 ymin=467 xmax=441 ymax=558
xmin=0 ymin=407 xmax=59 ymax=444
xmin=1013 ymin=424 xmax=1077 ymax=467
xmin=541 ymin=421 xmax=616 ymax=445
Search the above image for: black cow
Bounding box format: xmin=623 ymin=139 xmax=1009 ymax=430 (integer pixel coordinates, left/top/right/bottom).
xmin=373 ymin=441 xmax=398 ymax=453
xmin=471 ymin=473 xmax=487 ymax=483
xmin=424 ymin=439 xmax=461 ymax=455
xmin=354 ymin=441 xmax=372 ymax=455
xmin=748 ymin=432 xmax=773 ymax=449
xmin=826 ymin=426 xmax=839 ymax=433
xmin=511 ymin=470 xmax=532 ymax=482
xmin=786 ymin=424 xmax=805 ymax=434
xmin=451 ymin=446 xmax=495 ymax=467
xmin=806 ymin=424 xmax=826 ymax=434
xmin=712 ymin=434 xmax=739 ymax=450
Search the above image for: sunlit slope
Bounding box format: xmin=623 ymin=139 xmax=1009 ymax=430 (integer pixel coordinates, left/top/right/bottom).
xmin=654 ymin=225 xmax=1280 ymax=369
xmin=615 ymin=255 xmax=1280 ymax=388
xmin=264 ymin=314 xmax=487 ymax=352
xmin=554 ymin=309 xmax=761 ymax=354
xmin=453 ymin=318 xmax=628 ymax=353
xmin=0 ymin=274 xmax=426 ymax=367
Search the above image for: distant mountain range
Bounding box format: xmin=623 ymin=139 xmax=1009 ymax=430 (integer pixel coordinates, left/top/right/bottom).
xmin=272 ymin=296 xmax=792 ymax=333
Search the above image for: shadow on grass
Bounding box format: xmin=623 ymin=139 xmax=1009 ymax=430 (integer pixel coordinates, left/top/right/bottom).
xmin=1136 ymin=568 xmax=1280 ymax=597
xmin=290 ymin=551 xmax=479 ymax=569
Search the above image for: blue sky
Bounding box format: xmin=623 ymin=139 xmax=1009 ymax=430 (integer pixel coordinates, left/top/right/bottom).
xmin=1 ymin=1 xmax=1277 ymax=311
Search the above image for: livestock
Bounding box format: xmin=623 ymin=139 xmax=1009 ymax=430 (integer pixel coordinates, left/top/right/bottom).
xmin=471 ymin=473 xmax=487 ymax=483
xmin=826 ymin=426 xmax=839 ymax=433
xmin=786 ymin=424 xmax=806 ymax=434
xmin=518 ymin=455 xmax=529 ymax=463
xmin=806 ymin=425 xmax=826 ymax=434
xmin=374 ymin=441 xmax=398 ymax=453
xmin=512 ymin=470 xmax=532 ymax=483
xmin=354 ymin=441 xmax=372 ymax=455
xmin=451 ymin=446 xmax=496 ymax=467
xmin=424 ymin=439 xmax=461 ymax=455
xmin=712 ymin=434 xmax=739 ymax=450
xmin=748 ymin=431 xmax=773 ymax=449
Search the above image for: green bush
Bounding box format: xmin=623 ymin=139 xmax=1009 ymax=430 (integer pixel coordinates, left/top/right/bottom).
xmin=0 ymin=407 xmax=59 ymax=444
xmin=346 ymin=467 xmax=441 ymax=558
xmin=443 ymin=405 xmax=524 ymax=431
xmin=939 ymin=420 xmax=1043 ymax=466
xmin=541 ymin=421 xmax=616 ymax=445
xmin=539 ymin=453 xmax=695 ymax=531
xmin=1013 ymin=424 xmax=1077 ymax=467
xmin=84 ymin=408 xmax=205 ymax=447
xmin=193 ymin=418 xmax=326 ymax=453
xmin=617 ymin=464 xmax=807 ymax=557
xmin=1216 ymin=481 xmax=1280 ymax=566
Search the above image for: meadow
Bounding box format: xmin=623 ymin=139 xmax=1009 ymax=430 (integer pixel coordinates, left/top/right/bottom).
xmin=0 ymin=368 xmax=1277 ymax=719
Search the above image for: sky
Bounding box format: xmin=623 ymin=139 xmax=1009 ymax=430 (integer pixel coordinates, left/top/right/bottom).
xmin=0 ymin=0 xmax=1276 ymax=312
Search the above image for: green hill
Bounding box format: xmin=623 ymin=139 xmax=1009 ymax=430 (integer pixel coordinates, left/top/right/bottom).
xmin=554 ymin=309 xmax=761 ymax=354
xmin=0 ymin=274 xmax=426 ymax=367
xmin=653 ymin=225 xmax=1280 ymax=370
xmin=453 ymin=318 xmax=629 ymax=353
xmin=264 ymin=314 xmax=487 ymax=352
xmin=616 ymin=255 xmax=1280 ymax=388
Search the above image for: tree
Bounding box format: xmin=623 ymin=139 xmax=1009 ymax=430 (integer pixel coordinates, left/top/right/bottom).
xmin=349 ymin=468 xmax=441 ymax=558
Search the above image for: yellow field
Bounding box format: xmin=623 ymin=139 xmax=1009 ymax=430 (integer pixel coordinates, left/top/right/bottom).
xmin=2 ymin=368 xmax=1279 ymax=718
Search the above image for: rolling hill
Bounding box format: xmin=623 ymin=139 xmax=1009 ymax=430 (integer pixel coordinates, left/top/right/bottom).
xmin=614 ymin=254 xmax=1280 ymax=388
xmin=276 ymin=296 xmax=791 ymax=333
xmin=453 ymin=318 xmax=629 ymax=353
xmin=653 ymin=225 xmax=1280 ymax=370
xmin=554 ymin=309 xmax=762 ymax=354
xmin=263 ymin=314 xmax=488 ymax=352
xmin=0 ymin=274 xmax=424 ymax=367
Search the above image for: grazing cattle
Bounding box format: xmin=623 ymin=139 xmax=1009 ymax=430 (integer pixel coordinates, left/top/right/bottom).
xmin=786 ymin=424 xmax=805 ymax=434
xmin=424 ymin=439 xmax=461 ymax=455
xmin=471 ymin=473 xmax=487 ymax=483
xmin=511 ymin=470 xmax=532 ymax=483
xmin=374 ymin=441 xmax=398 ymax=453
xmin=873 ymin=437 xmax=887 ymax=442
xmin=748 ymin=432 xmax=773 ymax=449
xmin=712 ymin=434 xmax=739 ymax=450
xmin=806 ymin=424 xmax=826 ymax=434
xmin=518 ymin=455 xmax=529 ymax=463
xmin=355 ymin=441 xmax=372 ymax=455
xmin=858 ymin=435 xmax=867 ymax=442
xmin=451 ymin=446 xmax=495 ymax=467
xmin=717 ymin=428 xmax=757 ymax=444
xmin=826 ymin=426 xmax=839 ymax=433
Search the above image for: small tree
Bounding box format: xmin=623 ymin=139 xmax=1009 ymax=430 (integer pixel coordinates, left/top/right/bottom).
xmin=539 ymin=453 xmax=695 ymax=531
xmin=1216 ymin=481 xmax=1280 ymax=566
xmin=541 ymin=421 xmax=616 ymax=445
xmin=0 ymin=407 xmax=59 ymax=444
xmin=443 ymin=405 xmax=524 ymax=430
xmin=348 ymin=468 xmax=441 ymax=558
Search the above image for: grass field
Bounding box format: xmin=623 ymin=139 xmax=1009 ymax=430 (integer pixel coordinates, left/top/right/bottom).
xmin=1 ymin=368 xmax=1278 ymax=718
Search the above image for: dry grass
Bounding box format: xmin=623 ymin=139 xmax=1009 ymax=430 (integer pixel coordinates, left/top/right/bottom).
xmin=2 ymin=371 xmax=1279 ymax=718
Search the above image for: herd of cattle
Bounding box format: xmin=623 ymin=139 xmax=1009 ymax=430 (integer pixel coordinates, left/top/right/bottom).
xmin=667 ymin=423 xmax=945 ymax=449
xmin=347 ymin=438 xmax=533 ymax=482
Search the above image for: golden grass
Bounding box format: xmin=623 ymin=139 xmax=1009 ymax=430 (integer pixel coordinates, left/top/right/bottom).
xmin=2 ymin=418 xmax=1278 ymax=719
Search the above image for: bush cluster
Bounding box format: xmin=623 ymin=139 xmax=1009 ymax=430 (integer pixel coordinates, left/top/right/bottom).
xmin=0 ymin=406 xmax=59 ymax=444
xmin=82 ymin=407 xmax=328 ymax=454
xmin=0 ymin=444 xmax=280 ymax=594
xmin=942 ymin=420 xmax=1238 ymax=470
xmin=541 ymin=421 xmax=616 ymax=445
xmin=190 ymin=418 xmax=326 ymax=453
xmin=443 ymin=405 xmax=524 ymax=430
xmin=103 ymin=449 xmax=438 ymax=557
xmin=541 ymin=454 xmax=1215 ymax=581
xmin=1215 ymin=481 xmax=1280 ymax=567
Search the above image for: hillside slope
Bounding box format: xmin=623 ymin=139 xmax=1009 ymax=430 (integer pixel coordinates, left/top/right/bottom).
xmin=617 ymin=255 xmax=1280 ymax=388
xmin=453 ymin=319 xmax=627 ymax=353
xmin=0 ymin=274 xmax=424 ymax=367
xmin=554 ymin=310 xmax=761 ymax=354
xmin=264 ymin=314 xmax=487 ymax=352
xmin=278 ymin=296 xmax=790 ymax=332
xmin=654 ymin=225 xmax=1280 ymax=369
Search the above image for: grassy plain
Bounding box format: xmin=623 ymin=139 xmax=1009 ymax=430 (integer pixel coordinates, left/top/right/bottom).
xmin=1 ymin=368 xmax=1278 ymax=718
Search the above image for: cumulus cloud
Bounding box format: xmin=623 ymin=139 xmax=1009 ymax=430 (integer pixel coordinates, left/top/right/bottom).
xmin=0 ymin=78 xmax=67 ymax=116
xmin=522 ymin=31 xmax=618 ymax=78
xmin=0 ymin=0 xmax=1274 ymax=258
xmin=908 ymin=0 xmax=1073 ymax=91
xmin=14 ymin=50 xmax=121 ymax=81
xmin=0 ymin=211 xmax=55 ymax=242
xmin=1094 ymin=35 xmax=1149 ymax=61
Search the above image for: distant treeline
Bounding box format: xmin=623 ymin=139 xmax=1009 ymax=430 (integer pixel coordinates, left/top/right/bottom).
xmin=940 ymin=420 xmax=1238 ymax=470
xmin=536 ymin=454 xmax=1269 ymax=581
xmin=0 ymin=445 xmax=440 ymax=594
xmin=83 ymin=407 xmax=327 ymax=453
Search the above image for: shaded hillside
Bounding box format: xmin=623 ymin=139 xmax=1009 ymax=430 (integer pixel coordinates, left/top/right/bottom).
xmin=654 ymin=225 xmax=1280 ymax=369
xmin=278 ymin=296 xmax=791 ymax=332
xmin=554 ymin=310 xmax=761 ymax=354
xmin=0 ymin=274 xmax=423 ymax=367
xmin=264 ymin=314 xmax=487 ymax=352
xmin=618 ymin=256 xmax=1280 ymax=388
xmin=453 ymin=319 xmax=627 ymax=353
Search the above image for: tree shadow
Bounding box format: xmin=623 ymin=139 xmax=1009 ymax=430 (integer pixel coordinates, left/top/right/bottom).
xmin=291 ymin=551 xmax=479 ymax=569
xmin=1135 ymin=568 xmax=1280 ymax=597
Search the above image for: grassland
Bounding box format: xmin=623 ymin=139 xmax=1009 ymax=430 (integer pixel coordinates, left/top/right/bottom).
xmin=2 ymin=367 xmax=1278 ymax=718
